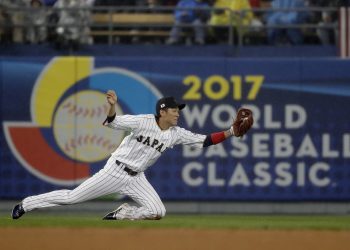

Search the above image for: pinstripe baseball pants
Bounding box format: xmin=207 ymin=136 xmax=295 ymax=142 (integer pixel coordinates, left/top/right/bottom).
xmin=22 ymin=157 xmax=166 ymax=220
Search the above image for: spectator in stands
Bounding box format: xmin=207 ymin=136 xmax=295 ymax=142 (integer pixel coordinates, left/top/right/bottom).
xmin=42 ymin=0 xmax=58 ymax=5
xmin=80 ymin=0 xmax=96 ymax=44
xmin=25 ymin=0 xmax=48 ymax=44
xmin=0 ymin=4 xmax=13 ymax=44
xmin=167 ymin=0 xmax=211 ymax=45
xmin=1 ymin=0 xmax=27 ymax=43
xmin=249 ymin=0 xmax=269 ymax=20
xmin=53 ymin=0 xmax=93 ymax=49
xmin=249 ymin=0 xmax=261 ymax=8
xmin=249 ymin=0 xmax=267 ymax=32
xmin=131 ymin=0 xmax=164 ymax=44
xmin=208 ymin=0 xmax=255 ymax=44
xmin=309 ymin=0 xmax=339 ymax=45
xmin=265 ymin=0 xmax=308 ymax=45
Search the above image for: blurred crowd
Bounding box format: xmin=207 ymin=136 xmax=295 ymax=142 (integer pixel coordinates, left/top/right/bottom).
xmin=0 ymin=0 xmax=94 ymax=49
xmin=0 ymin=0 xmax=349 ymax=47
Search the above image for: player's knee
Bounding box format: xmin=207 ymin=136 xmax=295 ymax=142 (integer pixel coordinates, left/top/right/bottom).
xmin=154 ymin=205 xmax=166 ymax=220
xmin=61 ymin=190 xmax=80 ymax=205
xmin=155 ymin=207 xmax=166 ymax=220
xmin=148 ymin=204 xmax=166 ymax=220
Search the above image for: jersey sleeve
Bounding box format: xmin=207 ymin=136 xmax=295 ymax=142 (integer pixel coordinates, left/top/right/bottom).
xmin=105 ymin=114 xmax=140 ymax=132
xmin=175 ymin=127 xmax=207 ymax=148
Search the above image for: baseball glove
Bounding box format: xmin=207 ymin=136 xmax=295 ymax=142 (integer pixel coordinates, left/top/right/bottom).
xmin=232 ymin=108 xmax=253 ymax=137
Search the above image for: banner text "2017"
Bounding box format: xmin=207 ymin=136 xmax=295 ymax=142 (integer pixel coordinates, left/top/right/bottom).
xmin=182 ymin=75 xmax=264 ymax=101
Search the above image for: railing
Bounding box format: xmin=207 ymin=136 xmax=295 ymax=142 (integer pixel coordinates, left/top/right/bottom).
xmin=0 ymin=6 xmax=340 ymax=47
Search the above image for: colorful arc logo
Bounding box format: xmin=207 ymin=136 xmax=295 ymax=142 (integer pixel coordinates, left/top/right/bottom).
xmin=3 ymin=57 xmax=162 ymax=186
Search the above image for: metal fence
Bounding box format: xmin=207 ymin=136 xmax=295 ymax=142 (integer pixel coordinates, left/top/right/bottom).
xmin=0 ymin=6 xmax=339 ymax=46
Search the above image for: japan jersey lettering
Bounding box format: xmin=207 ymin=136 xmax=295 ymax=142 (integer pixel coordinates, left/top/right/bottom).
xmin=106 ymin=114 xmax=206 ymax=172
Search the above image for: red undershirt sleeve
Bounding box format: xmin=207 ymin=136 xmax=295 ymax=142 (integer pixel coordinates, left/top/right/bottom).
xmin=203 ymin=131 xmax=226 ymax=147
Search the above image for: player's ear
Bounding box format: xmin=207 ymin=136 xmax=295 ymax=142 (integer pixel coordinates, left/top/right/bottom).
xmin=159 ymin=109 xmax=167 ymax=117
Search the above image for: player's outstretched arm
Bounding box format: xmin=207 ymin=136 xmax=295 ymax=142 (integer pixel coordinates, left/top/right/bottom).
xmin=203 ymin=108 xmax=253 ymax=147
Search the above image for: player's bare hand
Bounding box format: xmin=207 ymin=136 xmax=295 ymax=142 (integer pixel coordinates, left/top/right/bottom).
xmin=106 ymin=90 xmax=117 ymax=105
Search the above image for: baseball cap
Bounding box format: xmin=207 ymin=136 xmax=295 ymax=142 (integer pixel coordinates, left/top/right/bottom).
xmin=156 ymin=96 xmax=186 ymax=115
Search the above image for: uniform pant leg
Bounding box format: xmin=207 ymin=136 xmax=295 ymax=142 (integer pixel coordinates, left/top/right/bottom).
xmin=22 ymin=160 xmax=128 ymax=212
xmin=120 ymin=173 xmax=166 ymax=220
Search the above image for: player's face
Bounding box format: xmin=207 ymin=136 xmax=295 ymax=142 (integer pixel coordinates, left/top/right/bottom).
xmin=162 ymin=107 xmax=180 ymax=126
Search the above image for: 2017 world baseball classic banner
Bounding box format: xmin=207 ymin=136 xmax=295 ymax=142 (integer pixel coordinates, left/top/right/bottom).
xmin=1 ymin=56 xmax=349 ymax=201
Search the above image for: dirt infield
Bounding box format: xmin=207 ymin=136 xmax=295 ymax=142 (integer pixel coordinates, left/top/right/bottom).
xmin=1 ymin=228 xmax=350 ymax=250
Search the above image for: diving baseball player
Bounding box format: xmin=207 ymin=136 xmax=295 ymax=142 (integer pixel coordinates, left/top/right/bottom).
xmin=12 ymin=90 xmax=253 ymax=220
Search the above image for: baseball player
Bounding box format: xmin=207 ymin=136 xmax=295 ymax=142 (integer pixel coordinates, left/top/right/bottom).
xmin=12 ymin=90 xmax=253 ymax=220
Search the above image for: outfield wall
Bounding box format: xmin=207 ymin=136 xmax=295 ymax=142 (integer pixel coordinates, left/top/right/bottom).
xmin=1 ymin=56 xmax=350 ymax=201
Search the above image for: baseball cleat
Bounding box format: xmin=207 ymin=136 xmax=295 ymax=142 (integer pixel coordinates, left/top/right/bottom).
xmin=102 ymin=203 xmax=129 ymax=220
xmin=12 ymin=203 xmax=25 ymax=219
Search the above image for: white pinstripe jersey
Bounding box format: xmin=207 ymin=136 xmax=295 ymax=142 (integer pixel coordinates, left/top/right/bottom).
xmin=106 ymin=114 xmax=206 ymax=172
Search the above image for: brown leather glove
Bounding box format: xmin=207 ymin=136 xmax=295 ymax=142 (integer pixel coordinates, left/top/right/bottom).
xmin=232 ymin=108 xmax=253 ymax=137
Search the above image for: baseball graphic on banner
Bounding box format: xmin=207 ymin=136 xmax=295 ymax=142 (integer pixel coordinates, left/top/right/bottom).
xmin=53 ymin=90 xmax=124 ymax=162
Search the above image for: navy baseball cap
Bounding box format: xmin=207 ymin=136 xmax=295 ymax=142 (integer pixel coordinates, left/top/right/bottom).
xmin=156 ymin=96 xmax=186 ymax=115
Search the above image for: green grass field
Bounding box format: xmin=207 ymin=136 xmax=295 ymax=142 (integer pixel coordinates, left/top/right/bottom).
xmin=1 ymin=213 xmax=350 ymax=230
